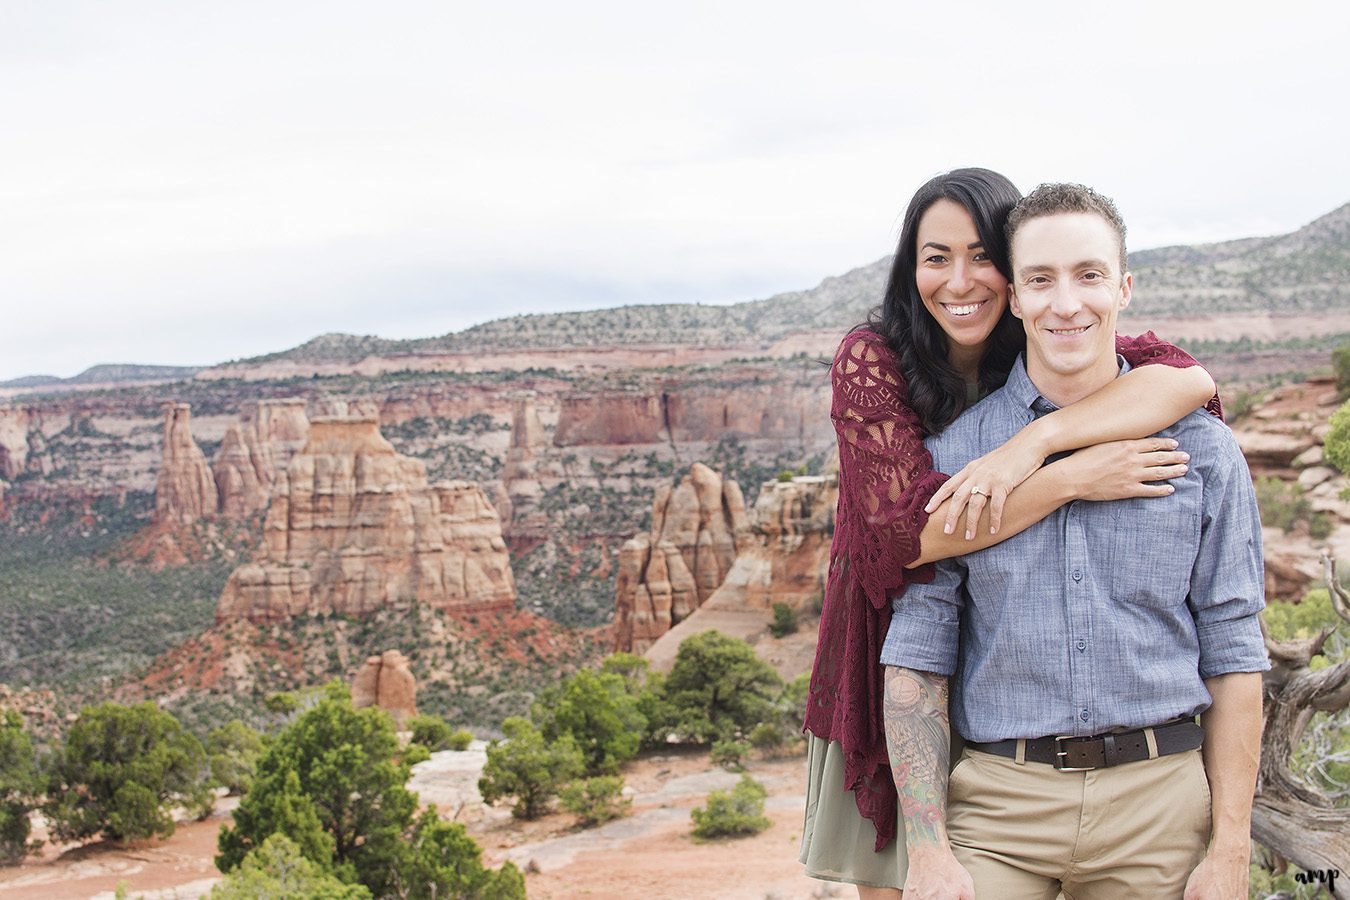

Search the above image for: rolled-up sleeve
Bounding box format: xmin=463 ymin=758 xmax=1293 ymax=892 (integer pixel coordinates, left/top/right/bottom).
xmin=881 ymin=556 xmax=967 ymax=675
xmin=1189 ymin=430 xmax=1271 ymax=678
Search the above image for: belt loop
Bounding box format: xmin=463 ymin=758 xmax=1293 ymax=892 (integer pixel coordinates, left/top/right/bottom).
xmin=1014 ymin=739 xmax=1027 ymax=766
xmin=1143 ymin=727 xmax=1159 ymax=759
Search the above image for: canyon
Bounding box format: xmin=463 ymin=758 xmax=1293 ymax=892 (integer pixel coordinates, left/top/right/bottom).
xmin=0 ymin=204 xmax=1348 ymax=744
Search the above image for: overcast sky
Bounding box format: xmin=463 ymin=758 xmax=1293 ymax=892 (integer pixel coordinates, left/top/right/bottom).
xmin=2 ymin=1 xmax=1348 ymax=381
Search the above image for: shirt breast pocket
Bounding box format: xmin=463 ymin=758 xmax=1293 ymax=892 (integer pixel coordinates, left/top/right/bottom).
xmin=1107 ymin=501 xmax=1200 ymax=609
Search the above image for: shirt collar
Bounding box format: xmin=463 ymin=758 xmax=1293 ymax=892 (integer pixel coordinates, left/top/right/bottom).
xmin=1005 ymin=352 xmax=1132 ymax=418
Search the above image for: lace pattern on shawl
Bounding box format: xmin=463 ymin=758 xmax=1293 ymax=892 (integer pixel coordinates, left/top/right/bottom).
xmin=803 ymin=328 xmax=1222 ymax=853
xmin=804 ymin=330 xmax=944 ymax=851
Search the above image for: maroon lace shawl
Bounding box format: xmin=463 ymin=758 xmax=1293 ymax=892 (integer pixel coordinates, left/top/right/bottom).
xmin=803 ymin=328 xmax=1221 ymax=852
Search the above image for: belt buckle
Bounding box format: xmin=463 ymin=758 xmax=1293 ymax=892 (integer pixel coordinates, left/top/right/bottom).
xmin=1053 ymin=736 xmax=1096 ymax=771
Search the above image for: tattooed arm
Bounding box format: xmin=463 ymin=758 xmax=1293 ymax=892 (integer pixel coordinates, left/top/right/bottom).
xmin=884 ymin=666 xmax=974 ymax=900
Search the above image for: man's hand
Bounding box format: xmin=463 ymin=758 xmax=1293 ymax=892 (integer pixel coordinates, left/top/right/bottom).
xmin=904 ymin=845 xmax=976 ymax=900
xmin=1182 ymin=847 xmax=1249 ymax=900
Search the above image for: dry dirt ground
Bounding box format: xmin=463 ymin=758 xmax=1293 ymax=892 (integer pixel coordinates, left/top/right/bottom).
xmin=0 ymin=743 xmax=839 ymax=900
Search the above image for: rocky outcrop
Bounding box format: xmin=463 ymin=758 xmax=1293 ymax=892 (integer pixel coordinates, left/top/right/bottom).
xmin=613 ymin=463 xmax=749 ymax=653
xmin=700 ymin=474 xmax=837 ymax=611
xmin=155 ymin=404 xmax=218 ymax=526
xmin=0 ymin=405 xmax=52 ymax=481
xmin=643 ymin=474 xmax=838 ymax=670
xmin=351 ymin=649 xmax=417 ymax=727
xmin=499 ymin=393 xmax=566 ymax=535
xmin=213 ymin=399 xmax=310 ymax=518
xmin=215 ymin=415 xmax=516 ymax=622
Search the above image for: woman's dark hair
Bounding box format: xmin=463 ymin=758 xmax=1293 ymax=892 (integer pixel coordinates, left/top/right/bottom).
xmin=864 ymin=167 xmax=1025 ymax=434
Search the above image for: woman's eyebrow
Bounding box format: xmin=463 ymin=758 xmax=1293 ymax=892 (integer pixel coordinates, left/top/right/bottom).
xmin=918 ymin=241 xmax=985 ymax=251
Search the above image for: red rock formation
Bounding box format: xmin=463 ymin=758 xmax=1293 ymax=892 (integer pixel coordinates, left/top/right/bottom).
xmin=215 ymin=415 xmax=515 ymax=622
xmin=552 ymin=373 xmax=833 ymax=449
xmin=351 ymin=649 xmax=418 ymax=727
xmin=155 ymin=404 xmax=218 ymax=526
xmin=613 ymin=463 xmax=749 ymax=653
xmin=213 ymin=399 xmax=310 ymax=518
xmin=700 ymin=474 xmax=837 ymax=611
xmin=642 ymin=473 xmax=837 ymax=670
xmin=554 ymin=391 xmax=666 ymax=446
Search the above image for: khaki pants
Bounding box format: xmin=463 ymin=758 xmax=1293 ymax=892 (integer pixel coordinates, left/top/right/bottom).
xmin=947 ymin=748 xmax=1211 ymax=900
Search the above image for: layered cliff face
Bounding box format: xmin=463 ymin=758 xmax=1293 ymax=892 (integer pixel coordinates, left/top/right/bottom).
xmin=613 ymin=463 xmax=749 ymax=653
xmin=351 ymin=649 xmax=417 ymax=727
xmin=215 ymin=415 xmax=516 ymax=623
xmin=499 ymin=393 xmax=567 ymax=535
xmin=212 ymin=399 xmax=310 ymax=519
xmin=154 ymin=404 xmax=218 ymax=526
xmin=0 ymin=405 xmax=53 ymax=481
xmin=553 ymin=374 xmax=833 ymax=448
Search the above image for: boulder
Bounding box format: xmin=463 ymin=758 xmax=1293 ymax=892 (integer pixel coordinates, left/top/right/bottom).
xmin=351 ymin=649 xmax=417 ymax=727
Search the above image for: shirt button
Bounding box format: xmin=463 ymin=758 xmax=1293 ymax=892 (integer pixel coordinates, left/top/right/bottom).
xmin=1080 ymin=709 xmax=1090 ymax=721
xmin=1072 ymin=570 xmax=1082 ymax=582
xmin=1076 ymin=640 xmax=1087 ymax=651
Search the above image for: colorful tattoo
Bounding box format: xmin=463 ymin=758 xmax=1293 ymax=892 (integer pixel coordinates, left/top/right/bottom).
xmin=883 ymin=666 xmax=951 ymax=848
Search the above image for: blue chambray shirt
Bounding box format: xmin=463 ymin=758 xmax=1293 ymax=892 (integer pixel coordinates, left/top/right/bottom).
xmin=880 ymin=355 xmax=1270 ymax=743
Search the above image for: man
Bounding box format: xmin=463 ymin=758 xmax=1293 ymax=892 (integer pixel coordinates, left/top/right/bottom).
xmin=880 ymin=183 xmax=1268 ymax=899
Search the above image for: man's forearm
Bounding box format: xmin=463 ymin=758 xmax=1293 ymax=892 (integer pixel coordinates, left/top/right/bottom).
xmin=883 ymin=665 xmax=952 ymax=849
xmin=1200 ymin=671 xmax=1264 ymax=852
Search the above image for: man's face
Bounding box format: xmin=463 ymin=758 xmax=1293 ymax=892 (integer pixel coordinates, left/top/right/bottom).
xmin=1009 ymin=211 xmax=1132 ymax=391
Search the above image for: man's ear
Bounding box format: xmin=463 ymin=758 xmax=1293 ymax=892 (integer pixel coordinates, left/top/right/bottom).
xmin=1119 ymin=272 xmax=1133 ymax=312
xmin=1008 ymin=285 xmax=1022 ymax=318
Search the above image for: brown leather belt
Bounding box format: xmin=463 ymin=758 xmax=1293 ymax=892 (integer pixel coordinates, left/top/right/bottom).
xmin=965 ymin=718 xmax=1204 ymax=771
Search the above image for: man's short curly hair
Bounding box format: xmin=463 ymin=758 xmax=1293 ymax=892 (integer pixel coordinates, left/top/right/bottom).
xmin=1005 ymin=182 xmax=1128 ymax=274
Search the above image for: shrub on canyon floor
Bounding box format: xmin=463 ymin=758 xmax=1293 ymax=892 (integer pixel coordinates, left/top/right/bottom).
xmin=407 ymin=713 xmax=455 ymax=752
xmin=478 ymin=717 xmax=584 ymax=820
xmin=1325 ymin=399 xmax=1350 ymax=475
xmin=710 ymin=738 xmax=751 ymax=771
xmin=207 ymin=719 xmax=264 ymax=796
xmin=447 ymin=729 xmax=474 ymax=751
xmin=769 ymin=602 xmax=797 ymax=638
xmin=210 ymin=833 xmax=370 ymax=900
xmin=663 ymin=631 xmax=783 ymax=743
xmin=532 ymin=668 xmax=645 ymax=775
xmin=395 ymin=810 xmax=527 ymax=900
xmin=218 ymin=683 xmax=417 ymax=897
xmin=559 ymin=775 xmax=631 ymax=827
xmin=0 ymin=710 xmax=41 ymax=864
xmin=44 ymin=701 xmax=212 ymax=844
xmin=690 ymin=774 xmax=772 ymax=840
xmin=599 ymin=652 xmax=678 ymax=750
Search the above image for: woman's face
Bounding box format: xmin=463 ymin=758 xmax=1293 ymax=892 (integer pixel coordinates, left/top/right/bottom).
xmin=914 ymin=198 xmax=1009 ymax=352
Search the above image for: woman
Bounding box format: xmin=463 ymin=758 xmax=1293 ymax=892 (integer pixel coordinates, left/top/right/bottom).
xmin=799 ymin=168 xmax=1220 ymax=898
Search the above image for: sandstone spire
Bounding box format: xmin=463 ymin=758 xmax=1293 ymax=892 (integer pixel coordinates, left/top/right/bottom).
xmin=499 ymin=392 xmax=565 ymax=535
xmin=155 ymin=404 xmax=218 ymax=526
xmin=613 ymin=462 xmax=748 ymax=653
xmin=213 ymin=399 xmax=310 ymax=518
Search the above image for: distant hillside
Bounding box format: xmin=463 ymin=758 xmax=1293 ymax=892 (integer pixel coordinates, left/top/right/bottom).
xmin=0 ymin=364 xmax=202 ymax=390
xmin=235 ymin=201 xmax=1350 ymax=366
xmin=1129 ymin=202 xmax=1350 ymax=315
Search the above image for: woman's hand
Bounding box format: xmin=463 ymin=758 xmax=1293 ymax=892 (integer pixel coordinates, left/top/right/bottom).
xmin=1055 ymin=438 xmax=1189 ymax=502
xmin=925 ymin=431 xmax=1049 ymax=540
